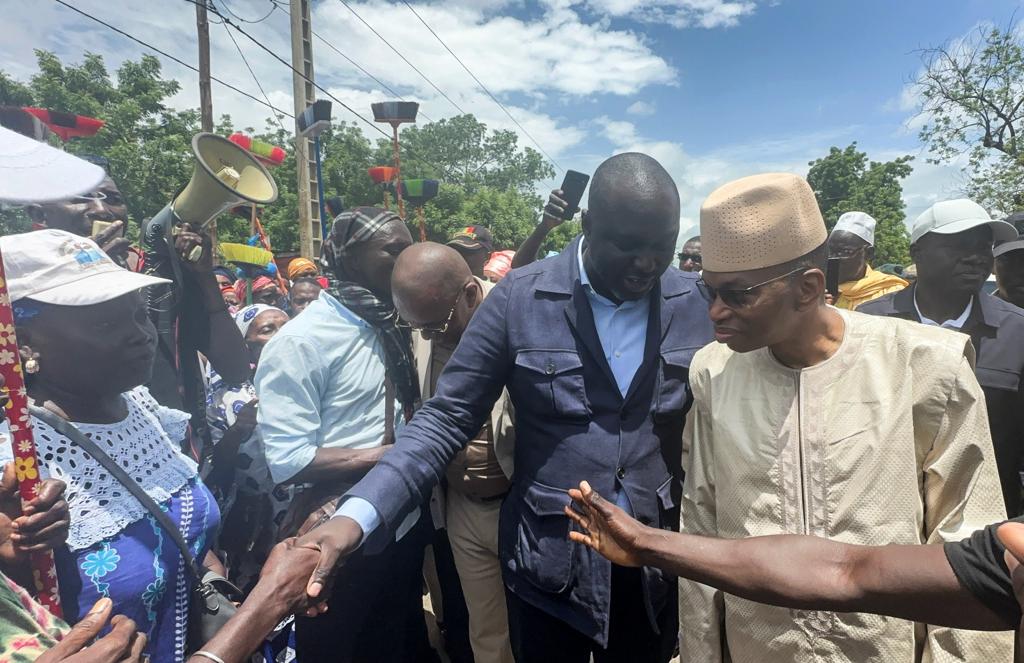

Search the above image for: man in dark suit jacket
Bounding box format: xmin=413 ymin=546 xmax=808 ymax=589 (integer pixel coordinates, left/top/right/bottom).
xmin=298 ymin=153 xmax=714 ymax=662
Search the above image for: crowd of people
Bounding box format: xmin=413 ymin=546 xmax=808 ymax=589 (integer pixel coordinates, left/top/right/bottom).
xmin=2 ymin=101 xmax=1024 ymax=663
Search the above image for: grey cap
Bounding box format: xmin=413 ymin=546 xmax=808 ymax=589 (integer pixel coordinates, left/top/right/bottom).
xmin=910 ymin=199 xmax=1018 ymax=245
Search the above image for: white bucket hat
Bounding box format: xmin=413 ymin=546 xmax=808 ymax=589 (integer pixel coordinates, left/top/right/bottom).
xmin=0 ymin=126 xmax=106 ymax=203
xmin=1 ymin=229 xmax=169 ymax=306
xmin=910 ymin=199 xmax=1018 ymax=245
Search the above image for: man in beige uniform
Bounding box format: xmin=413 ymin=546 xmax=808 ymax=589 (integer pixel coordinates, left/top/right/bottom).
xmin=392 ymin=242 xmax=515 ymax=663
xmin=679 ymin=172 xmax=1011 ymax=662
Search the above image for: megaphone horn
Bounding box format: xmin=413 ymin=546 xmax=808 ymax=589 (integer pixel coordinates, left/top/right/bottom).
xmin=154 ymin=132 xmax=279 ymax=262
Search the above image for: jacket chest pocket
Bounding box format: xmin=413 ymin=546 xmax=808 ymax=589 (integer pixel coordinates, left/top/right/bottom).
xmin=654 ymin=347 xmax=698 ymax=420
xmin=976 ymin=364 xmax=1021 ymax=392
xmin=514 ymin=350 xmax=591 ymax=419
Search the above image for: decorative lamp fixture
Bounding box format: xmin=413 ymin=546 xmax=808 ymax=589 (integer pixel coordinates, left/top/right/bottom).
xmin=398 ymin=178 xmax=439 ymax=241
xmin=368 ymin=166 xmax=398 ymax=210
xmin=371 ymin=101 xmax=420 ymax=218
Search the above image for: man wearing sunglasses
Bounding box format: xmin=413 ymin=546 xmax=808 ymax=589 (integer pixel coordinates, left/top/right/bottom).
xmin=392 ymin=242 xmax=515 ymax=663
xmin=680 ymin=173 xmax=1009 ymax=662
xmin=677 ymin=235 xmax=702 ymax=272
xmin=827 ymin=211 xmax=907 ymax=310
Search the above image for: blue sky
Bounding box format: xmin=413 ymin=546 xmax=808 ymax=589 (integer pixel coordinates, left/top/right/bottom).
xmin=4 ymin=0 xmax=1021 ymax=245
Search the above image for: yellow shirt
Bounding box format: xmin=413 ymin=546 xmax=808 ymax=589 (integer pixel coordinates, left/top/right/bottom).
xmin=679 ymin=309 xmax=1011 ymax=662
xmin=835 ymin=265 xmax=908 ymax=310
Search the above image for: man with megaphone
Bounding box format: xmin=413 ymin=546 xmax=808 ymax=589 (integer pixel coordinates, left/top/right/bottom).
xmin=141 ymin=133 xmax=278 ymax=458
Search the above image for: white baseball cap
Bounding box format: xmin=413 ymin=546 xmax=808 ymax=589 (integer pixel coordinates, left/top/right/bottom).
xmin=994 ymin=239 xmax=1024 ymax=258
xmin=1 ymin=229 xmax=169 ymax=306
xmin=910 ymin=198 xmax=1018 ymax=245
xmin=831 ymin=211 xmax=876 ymax=246
xmin=0 ymin=126 xmax=106 ymax=204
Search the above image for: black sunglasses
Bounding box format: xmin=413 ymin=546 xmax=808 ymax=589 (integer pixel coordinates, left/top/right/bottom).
xmin=697 ymin=267 xmax=807 ymax=309
xmin=678 ymin=252 xmax=702 ymax=263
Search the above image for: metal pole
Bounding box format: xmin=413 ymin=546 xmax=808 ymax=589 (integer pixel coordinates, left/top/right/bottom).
xmin=391 ymin=123 xmax=405 ymax=219
xmin=314 ymin=135 xmax=328 ymax=242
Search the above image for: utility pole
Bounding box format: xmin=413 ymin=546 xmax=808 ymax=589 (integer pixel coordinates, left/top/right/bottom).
xmin=289 ymin=0 xmax=322 ymax=259
xmin=195 ymin=0 xmax=213 ymax=132
xmin=195 ymin=0 xmax=216 ymax=248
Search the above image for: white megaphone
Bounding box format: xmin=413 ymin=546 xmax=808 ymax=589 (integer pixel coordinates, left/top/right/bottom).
xmin=144 ymin=132 xmax=278 ymax=263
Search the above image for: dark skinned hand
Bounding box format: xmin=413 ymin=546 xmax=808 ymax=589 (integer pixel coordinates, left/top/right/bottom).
xmin=231 ymin=399 xmax=259 ymax=438
xmin=36 ymin=598 xmax=148 ymax=663
xmin=91 ymin=221 xmax=133 ymax=265
xmin=257 ymin=537 xmax=329 ymax=617
xmin=541 ymin=189 xmax=570 ymax=230
xmin=0 ymin=462 xmax=69 ymax=558
xmin=564 ymin=480 xmax=646 ymax=568
xmin=175 ymin=223 xmax=213 ymax=273
xmin=996 ymin=522 xmax=1024 ymax=654
xmin=295 ymin=516 xmax=363 ymax=607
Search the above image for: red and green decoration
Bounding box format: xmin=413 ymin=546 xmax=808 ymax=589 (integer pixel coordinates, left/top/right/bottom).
xmin=21 ymin=108 xmax=103 ymax=142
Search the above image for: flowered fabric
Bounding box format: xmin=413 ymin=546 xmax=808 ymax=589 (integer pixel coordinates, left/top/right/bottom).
xmin=0 ymin=387 xmax=198 ymax=551
xmin=56 ymin=477 xmax=219 ymax=663
xmin=0 ymin=571 xmax=69 ymax=662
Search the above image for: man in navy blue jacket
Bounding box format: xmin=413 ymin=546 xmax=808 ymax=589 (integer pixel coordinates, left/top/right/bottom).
xmin=298 ymin=153 xmax=714 ymax=662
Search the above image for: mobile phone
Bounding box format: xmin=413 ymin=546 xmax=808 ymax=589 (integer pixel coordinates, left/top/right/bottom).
xmin=826 ymin=257 xmax=842 ymax=301
xmin=558 ymin=170 xmax=590 ymax=220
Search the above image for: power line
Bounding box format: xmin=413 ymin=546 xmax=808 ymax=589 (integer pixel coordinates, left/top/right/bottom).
xmin=183 ymin=0 xmax=392 ymax=141
xmin=335 ymin=0 xmax=467 ymax=116
xmin=269 ymin=0 xmax=433 ymax=122
xmin=213 ymin=0 xmax=289 ymax=135
xmin=52 ymin=0 xmax=295 ymax=121
xmin=217 ymin=0 xmax=277 ymax=23
xmin=401 ymin=1 xmax=562 ymax=173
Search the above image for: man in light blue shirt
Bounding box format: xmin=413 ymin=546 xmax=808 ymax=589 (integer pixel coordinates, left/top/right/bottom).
xmin=255 ymin=207 xmax=435 ymax=663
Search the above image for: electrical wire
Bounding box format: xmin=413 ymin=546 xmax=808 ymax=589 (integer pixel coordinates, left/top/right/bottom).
xmin=400 ymin=0 xmax=562 ymax=172
xmin=183 ymin=0 xmax=392 ymax=141
xmin=217 ymin=0 xmax=277 ymax=23
xmin=269 ymin=0 xmax=433 ymax=122
xmin=335 ymin=0 xmax=467 ymax=116
xmin=213 ymin=0 xmax=290 ymax=135
xmin=52 ymin=0 xmax=295 ymax=121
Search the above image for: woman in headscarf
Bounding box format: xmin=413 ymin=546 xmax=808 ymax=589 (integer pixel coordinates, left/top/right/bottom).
xmin=204 ymin=304 xmax=291 ymax=592
xmin=233 ymin=277 xmax=282 ymax=309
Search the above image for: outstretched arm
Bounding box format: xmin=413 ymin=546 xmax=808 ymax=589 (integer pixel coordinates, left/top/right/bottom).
xmin=511 ymin=190 xmax=569 ymax=269
xmin=566 ymin=481 xmax=1013 ymax=632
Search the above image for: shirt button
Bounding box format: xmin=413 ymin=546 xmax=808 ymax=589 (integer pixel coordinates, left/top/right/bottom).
xmin=545 ymin=361 xmax=555 ymax=375
xmin=614 ymin=351 xmax=622 ymax=358
xmin=616 ymin=467 xmax=625 ymax=480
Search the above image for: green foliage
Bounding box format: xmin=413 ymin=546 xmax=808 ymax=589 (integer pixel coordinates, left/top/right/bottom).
xmin=914 ymin=24 xmax=1024 ymax=214
xmin=0 ymin=52 xmax=564 ymax=257
xmin=807 ymin=143 xmax=914 ymax=266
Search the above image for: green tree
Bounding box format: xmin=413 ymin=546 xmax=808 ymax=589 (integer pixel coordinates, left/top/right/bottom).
xmin=806 ymin=143 xmax=914 ymax=266
xmin=913 ymin=23 xmax=1024 ymax=214
xmin=0 ymin=52 xmax=564 ymax=256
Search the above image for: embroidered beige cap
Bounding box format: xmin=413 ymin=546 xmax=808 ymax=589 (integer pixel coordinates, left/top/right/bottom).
xmin=700 ymin=172 xmax=827 ymax=272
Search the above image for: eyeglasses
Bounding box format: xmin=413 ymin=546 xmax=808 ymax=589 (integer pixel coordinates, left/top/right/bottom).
xmin=397 ymin=288 xmax=465 ymax=334
xmin=827 ymin=245 xmax=865 ymax=260
xmin=697 ymin=267 xmax=808 ymax=309
xmin=678 ymin=253 xmax=702 ymax=263
xmin=69 ymin=191 xmax=107 ymax=203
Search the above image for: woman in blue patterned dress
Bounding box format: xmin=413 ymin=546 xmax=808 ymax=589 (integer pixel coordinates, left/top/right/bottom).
xmin=0 ymin=229 xmax=221 ymax=663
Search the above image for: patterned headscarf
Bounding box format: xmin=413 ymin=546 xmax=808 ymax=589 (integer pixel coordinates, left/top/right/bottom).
xmin=233 ymin=275 xmax=277 ymax=304
xmin=321 ymin=207 xmax=420 ymax=415
xmin=233 ymin=304 xmax=283 ymax=337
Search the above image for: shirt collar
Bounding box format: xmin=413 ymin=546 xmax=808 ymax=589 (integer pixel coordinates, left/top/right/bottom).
xmin=914 ymin=291 xmax=974 ymax=329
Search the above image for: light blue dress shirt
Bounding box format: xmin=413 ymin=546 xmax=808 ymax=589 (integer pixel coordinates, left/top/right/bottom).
xmin=334 ymin=240 xmax=651 ymax=532
xmin=255 ymin=291 xmax=403 ymax=485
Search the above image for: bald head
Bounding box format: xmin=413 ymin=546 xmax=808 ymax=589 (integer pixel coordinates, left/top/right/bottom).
xmin=392 ymin=243 xmax=481 ymax=343
xmin=588 ymin=152 xmax=680 ymax=221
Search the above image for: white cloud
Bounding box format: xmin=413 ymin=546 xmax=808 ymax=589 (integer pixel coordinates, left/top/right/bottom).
xmin=1 ymin=0 xmax=684 ymax=168
xmin=626 ymin=100 xmax=656 ymax=116
xmin=582 ymin=0 xmax=758 ymax=28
